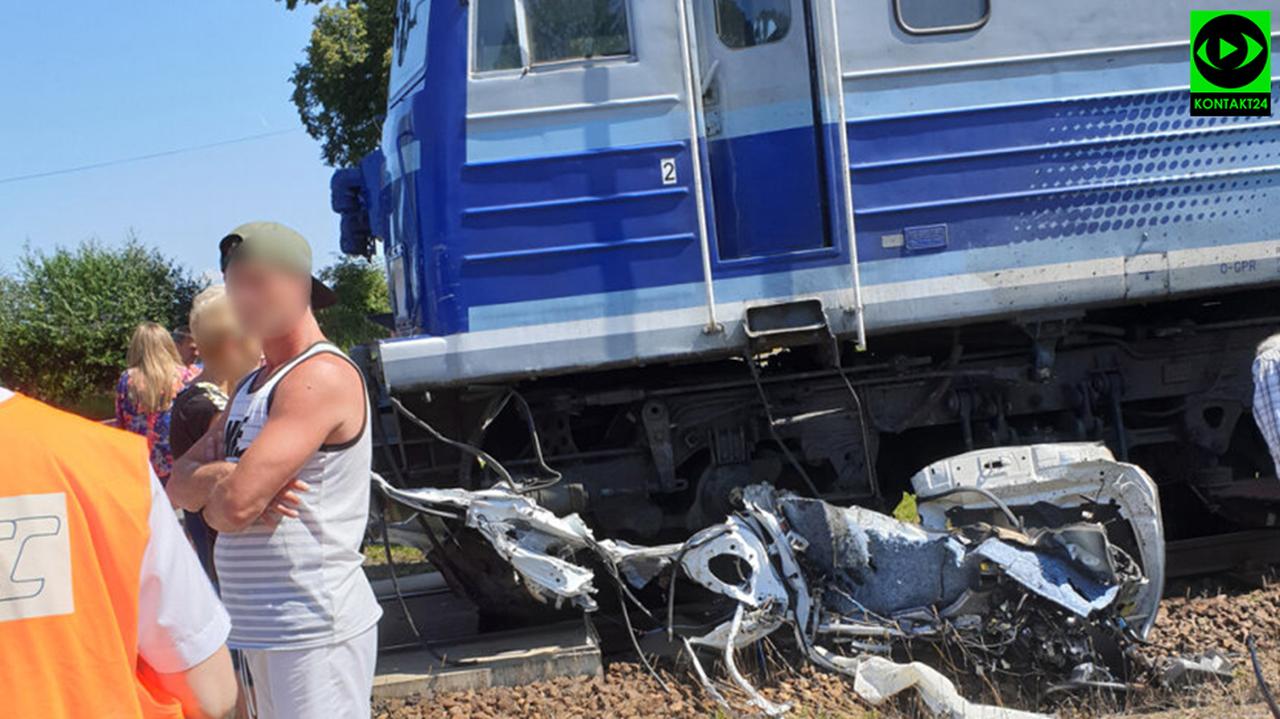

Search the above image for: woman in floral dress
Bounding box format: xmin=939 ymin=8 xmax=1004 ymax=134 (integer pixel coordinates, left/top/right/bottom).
xmin=114 ymin=322 xmax=198 ymax=482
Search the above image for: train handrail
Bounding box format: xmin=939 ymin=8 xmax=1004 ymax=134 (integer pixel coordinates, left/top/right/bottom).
xmin=822 ymin=0 xmax=867 ymax=350
xmin=677 ymin=0 xmax=723 ymax=335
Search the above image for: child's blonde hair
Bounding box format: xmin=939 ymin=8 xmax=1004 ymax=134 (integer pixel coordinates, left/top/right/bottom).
xmin=188 ymin=285 xmax=238 ymax=350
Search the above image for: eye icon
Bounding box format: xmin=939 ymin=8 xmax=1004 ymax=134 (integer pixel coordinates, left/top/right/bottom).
xmin=1193 ymin=14 xmax=1270 ymax=88
xmin=1197 ymin=30 xmax=1264 ymax=71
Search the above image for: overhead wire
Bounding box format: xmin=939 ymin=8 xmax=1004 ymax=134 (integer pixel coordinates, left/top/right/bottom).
xmin=0 ymin=128 xmax=303 ymax=186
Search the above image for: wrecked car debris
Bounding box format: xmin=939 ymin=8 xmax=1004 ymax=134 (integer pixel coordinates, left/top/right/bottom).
xmin=1157 ymin=651 xmax=1235 ymax=689
xmin=911 ymin=443 xmax=1165 ymax=635
xmin=375 ymin=443 xmax=1168 ymax=718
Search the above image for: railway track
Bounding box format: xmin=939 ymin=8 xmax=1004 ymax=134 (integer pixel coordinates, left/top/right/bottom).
xmin=1166 ymin=530 xmax=1280 ymax=580
xmin=363 ymin=527 xmax=1280 ymax=697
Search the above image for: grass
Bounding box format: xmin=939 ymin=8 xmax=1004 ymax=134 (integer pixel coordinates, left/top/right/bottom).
xmin=363 ymin=543 xmax=432 ymax=581
xmin=363 ymin=543 xmax=427 ymax=566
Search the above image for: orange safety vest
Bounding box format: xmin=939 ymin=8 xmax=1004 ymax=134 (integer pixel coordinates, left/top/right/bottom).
xmin=0 ymin=394 xmax=185 ymax=719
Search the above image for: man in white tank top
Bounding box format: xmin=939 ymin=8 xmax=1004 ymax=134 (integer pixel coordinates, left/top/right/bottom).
xmin=169 ymin=222 xmax=382 ymax=719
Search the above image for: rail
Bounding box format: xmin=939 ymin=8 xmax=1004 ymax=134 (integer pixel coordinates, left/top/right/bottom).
xmin=1165 ymin=530 xmax=1280 ymax=579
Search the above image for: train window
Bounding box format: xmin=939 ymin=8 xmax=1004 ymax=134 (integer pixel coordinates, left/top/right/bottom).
xmin=525 ymin=0 xmax=632 ymax=64
xmin=894 ymin=0 xmax=989 ymax=35
xmin=475 ymin=0 xmax=523 ymax=71
xmin=715 ymin=0 xmax=791 ymax=48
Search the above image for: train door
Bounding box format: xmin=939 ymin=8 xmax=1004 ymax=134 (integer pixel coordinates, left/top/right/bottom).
xmin=690 ymin=0 xmax=833 ymax=261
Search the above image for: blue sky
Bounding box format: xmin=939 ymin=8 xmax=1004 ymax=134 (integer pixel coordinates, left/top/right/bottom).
xmin=0 ymin=1 xmax=346 ymax=278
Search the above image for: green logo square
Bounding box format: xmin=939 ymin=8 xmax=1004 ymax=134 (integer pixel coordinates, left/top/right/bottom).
xmin=1190 ymin=10 xmax=1272 ymax=115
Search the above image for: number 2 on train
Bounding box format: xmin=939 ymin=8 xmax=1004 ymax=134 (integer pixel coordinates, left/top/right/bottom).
xmin=660 ymin=158 xmax=677 ymax=186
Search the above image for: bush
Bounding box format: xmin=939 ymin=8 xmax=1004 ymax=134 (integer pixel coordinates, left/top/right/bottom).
xmin=316 ymin=255 xmax=391 ymax=351
xmin=0 ymin=236 xmax=201 ymax=410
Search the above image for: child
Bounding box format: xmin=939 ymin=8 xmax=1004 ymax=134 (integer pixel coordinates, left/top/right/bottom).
xmin=170 ymin=285 xmax=262 ymax=578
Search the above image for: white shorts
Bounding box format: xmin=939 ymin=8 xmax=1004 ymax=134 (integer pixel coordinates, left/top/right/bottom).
xmin=242 ymin=625 xmax=378 ymax=719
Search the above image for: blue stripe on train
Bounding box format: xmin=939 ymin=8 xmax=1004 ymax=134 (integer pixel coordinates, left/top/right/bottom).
xmin=850 ymin=87 xmax=1280 ymax=263
xmin=450 ymin=131 xmax=849 ymax=317
xmin=440 ymin=85 xmax=1280 ymax=334
xmin=454 ymin=141 xmax=707 ymax=313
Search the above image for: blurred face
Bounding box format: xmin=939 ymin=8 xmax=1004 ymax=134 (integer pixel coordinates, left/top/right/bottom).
xmin=176 ymin=336 xmax=199 ymax=365
xmin=224 ymin=261 xmax=311 ymax=340
xmin=212 ymin=333 xmax=262 ymax=381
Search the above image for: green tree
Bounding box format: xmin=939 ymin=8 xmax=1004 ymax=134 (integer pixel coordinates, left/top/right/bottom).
xmin=0 ymin=236 xmax=201 ymax=410
xmin=316 ymin=255 xmax=391 ymax=350
xmin=282 ymin=0 xmax=396 ymax=166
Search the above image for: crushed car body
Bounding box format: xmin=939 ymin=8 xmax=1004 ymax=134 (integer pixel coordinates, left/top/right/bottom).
xmin=376 ymin=443 xmax=1165 ymax=718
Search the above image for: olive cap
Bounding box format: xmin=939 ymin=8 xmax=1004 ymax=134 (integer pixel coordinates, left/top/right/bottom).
xmin=219 ymin=221 xmax=338 ymax=310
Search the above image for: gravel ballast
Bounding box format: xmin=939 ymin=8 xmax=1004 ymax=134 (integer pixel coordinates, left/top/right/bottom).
xmin=374 ymin=577 xmax=1280 ymax=719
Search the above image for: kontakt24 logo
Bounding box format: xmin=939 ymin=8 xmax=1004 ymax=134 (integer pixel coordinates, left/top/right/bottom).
xmin=1191 ymin=10 xmax=1272 ymax=116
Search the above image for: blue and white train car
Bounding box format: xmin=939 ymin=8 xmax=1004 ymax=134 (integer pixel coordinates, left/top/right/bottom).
xmin=336 ymin=1 xmax=1280 ymax=547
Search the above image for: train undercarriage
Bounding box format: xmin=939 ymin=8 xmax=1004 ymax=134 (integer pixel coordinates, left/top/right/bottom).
xmin=370 ymin=288 xmax=1280 ymax=609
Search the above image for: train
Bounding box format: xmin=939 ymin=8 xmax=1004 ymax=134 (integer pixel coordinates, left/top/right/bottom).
xmin=332 ymin=0 xmax=1280 ymax=601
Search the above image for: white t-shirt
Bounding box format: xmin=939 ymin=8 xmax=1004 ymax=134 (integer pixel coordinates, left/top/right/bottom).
xmin=0 ymin=388 xmax=230 ymax=672
xmin=138 ymin=468 xmax=232 ymax=671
